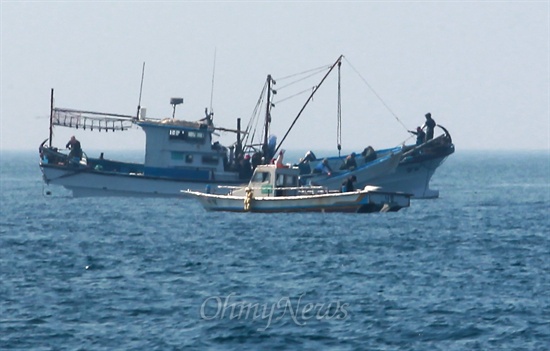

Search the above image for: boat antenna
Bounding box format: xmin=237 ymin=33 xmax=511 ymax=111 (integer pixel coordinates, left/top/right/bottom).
xmin=136 ymin=62 xmax=146 ymax=119
xmin=274 ymin=55 xmax=343 ymax=156
xmin=209 ymin=48 xmax=217 ymax=117
xmin=337 ymin=60 xmax=342 ymax=157
xmin=49 ymin=88 xmax=54 ymax=147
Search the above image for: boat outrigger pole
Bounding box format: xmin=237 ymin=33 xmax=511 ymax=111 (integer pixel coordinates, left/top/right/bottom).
xmin=273 ymin=54 xmax=343 ymax=156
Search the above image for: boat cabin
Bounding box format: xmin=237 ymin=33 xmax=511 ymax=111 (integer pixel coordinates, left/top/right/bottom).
xmin=137 ymin=118 xmax=229 ymax=179
xmin=232 ymin=164 xmax=303 ymax=197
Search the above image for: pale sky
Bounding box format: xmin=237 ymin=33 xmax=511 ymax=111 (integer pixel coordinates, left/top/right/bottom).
xmin=1 ymin=1 xmax=549 ymax=155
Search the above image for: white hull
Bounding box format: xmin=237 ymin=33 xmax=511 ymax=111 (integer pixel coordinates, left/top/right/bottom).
xmin=40 ymin=164 xmax=243 ymax=197
xmin=185 ymin=188 xmax=411 ymax=213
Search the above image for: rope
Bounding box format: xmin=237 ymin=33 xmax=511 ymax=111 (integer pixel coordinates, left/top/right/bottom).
xmin=276 ymin=64 xmax=331 ymax=81
xmin=343 ymin=57 xmax=409 ymax=132
xmin=273 ymin=87 xmax=314 ymax=105
xmin=276 ymin=68 xmax=329 ymax=90
xmin=242 ymin=81 xmax=268 ymax=148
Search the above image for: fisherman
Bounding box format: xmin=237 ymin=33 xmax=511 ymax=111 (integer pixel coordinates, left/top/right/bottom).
xmin=422 ymin=113 xmax=436 ymax=141
xmin=251 ymin=152 xmax=262 ymax=170
xmin=65 ymin=136 xmax=82 ymax=162
xmin=312 ymin=158 xmax=333 ymax=176
xmin=342 ymin=175 xmax=357 ymax=192
xmin=239 ymin=154 xmax=253 ymax=179
xmin=340 ymin=152 xmax=357 ymax=171
xmin=409 ymin=127 xmax=426 ymax=146
xmin=361 ymin=146 xmax=377 ymax=163
xmin=274 ymin=149 xmax=286 ymax=168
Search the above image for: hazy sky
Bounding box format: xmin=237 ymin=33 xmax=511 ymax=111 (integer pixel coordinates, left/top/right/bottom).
xmin=1 ymin=1 xmax=549 ymax=155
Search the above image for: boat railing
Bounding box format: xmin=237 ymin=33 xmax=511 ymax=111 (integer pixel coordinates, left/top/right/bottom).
xmin=220 ymin=184 xmax=330 ymax=196
xmin=217 ymin=185 xmax=245 ymax=190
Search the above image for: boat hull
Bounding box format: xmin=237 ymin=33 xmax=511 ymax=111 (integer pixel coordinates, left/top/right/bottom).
xmin=368 ymin=153 xmax=450 ymax=199
xmin=303 ymin=135 xmax=454 ymax=199
xmin=40 ymin=164 xmax=242 ymax=197
xmin=185 ymin=188 xmax=411 ymax=213
xmin=303 ymin=150 xmax=402 ymax=190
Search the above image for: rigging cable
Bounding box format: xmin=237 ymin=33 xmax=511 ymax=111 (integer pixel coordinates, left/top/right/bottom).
xmin=273 ymin=87 xmax=315 ymax=105
xmin=343 ymin=57 xmax=409 ymax=132
xmin=275 ymin=67 xmax=330 ymax=90
xmin=242 ymin=80 xmax=268 ymax=150
xmin=276 ymin=64 xmax=332 ymax=82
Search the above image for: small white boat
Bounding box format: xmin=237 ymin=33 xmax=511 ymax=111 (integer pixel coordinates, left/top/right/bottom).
xmin=184 ymin=164 xmax=411 ymax=213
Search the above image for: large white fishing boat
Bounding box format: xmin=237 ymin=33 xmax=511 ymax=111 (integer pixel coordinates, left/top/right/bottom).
xmin=39 ymin=90 xmax=249 ymax=197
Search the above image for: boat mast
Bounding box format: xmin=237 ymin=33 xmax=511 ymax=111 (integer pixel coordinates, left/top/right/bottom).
xmin=209 ymin=48 xmax=217 ymax=118
xmin=136 ymin=62 xmax=146 ymax=119
xmin=236 ymin=118 xmax=242 ymax=158
xmin=49 ymin=88 xmax=54 ymax=147
xmin=273 ymin=55 xmax=343 ymax=156
xmin=337 ymin=60 xmax=342 ymax=156
xmin=262 ymin=74 xmax=275 ymax=163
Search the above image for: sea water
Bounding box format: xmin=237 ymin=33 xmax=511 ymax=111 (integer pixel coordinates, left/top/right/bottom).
xmin=0 ymin=150 xmax=549 ymax=350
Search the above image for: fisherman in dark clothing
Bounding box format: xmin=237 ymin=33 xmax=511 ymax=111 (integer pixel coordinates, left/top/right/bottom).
xmin=238 ymin=154 xmax=253 ymax=179
xmin=361 ymin=146 xmax=377 ymax=163
xmin=342 ymin=175 xmax=357 ymax=192
xmin=409 ymin=126 xmax=426 ymax=146
xmin=340 ymin=152 xmax=357 ymax=171
xmin=66 ymin=136 xmax=82 ymax=161
xmin=423 ymin=113 xmax=436 ymax=141
xmin=251 ymin=152 xmax=262 ymax=170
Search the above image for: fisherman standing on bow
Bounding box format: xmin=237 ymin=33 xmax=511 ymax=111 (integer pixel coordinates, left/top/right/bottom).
xmin=422 ymin=113 xmax=436 ymax=141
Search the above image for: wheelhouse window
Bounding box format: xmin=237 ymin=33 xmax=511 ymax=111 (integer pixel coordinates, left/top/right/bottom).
xmin=171 ymin=152 xmax=184 ymax=160
xmin=169 ymin=129 xmax=206 ymax=143
xmin=251 ymin=171 xmax=270 ymax=183
xmin=170 ymin=152 xmax=194 ymax=164
xmin=276 ymin=174 xmax=296 ymax=187
xmin=202 ymin=155 xmax=219 ymax=165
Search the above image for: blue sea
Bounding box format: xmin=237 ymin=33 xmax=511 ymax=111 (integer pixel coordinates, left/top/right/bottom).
xmin=1 ymin=150 xmax=549 ymax=350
